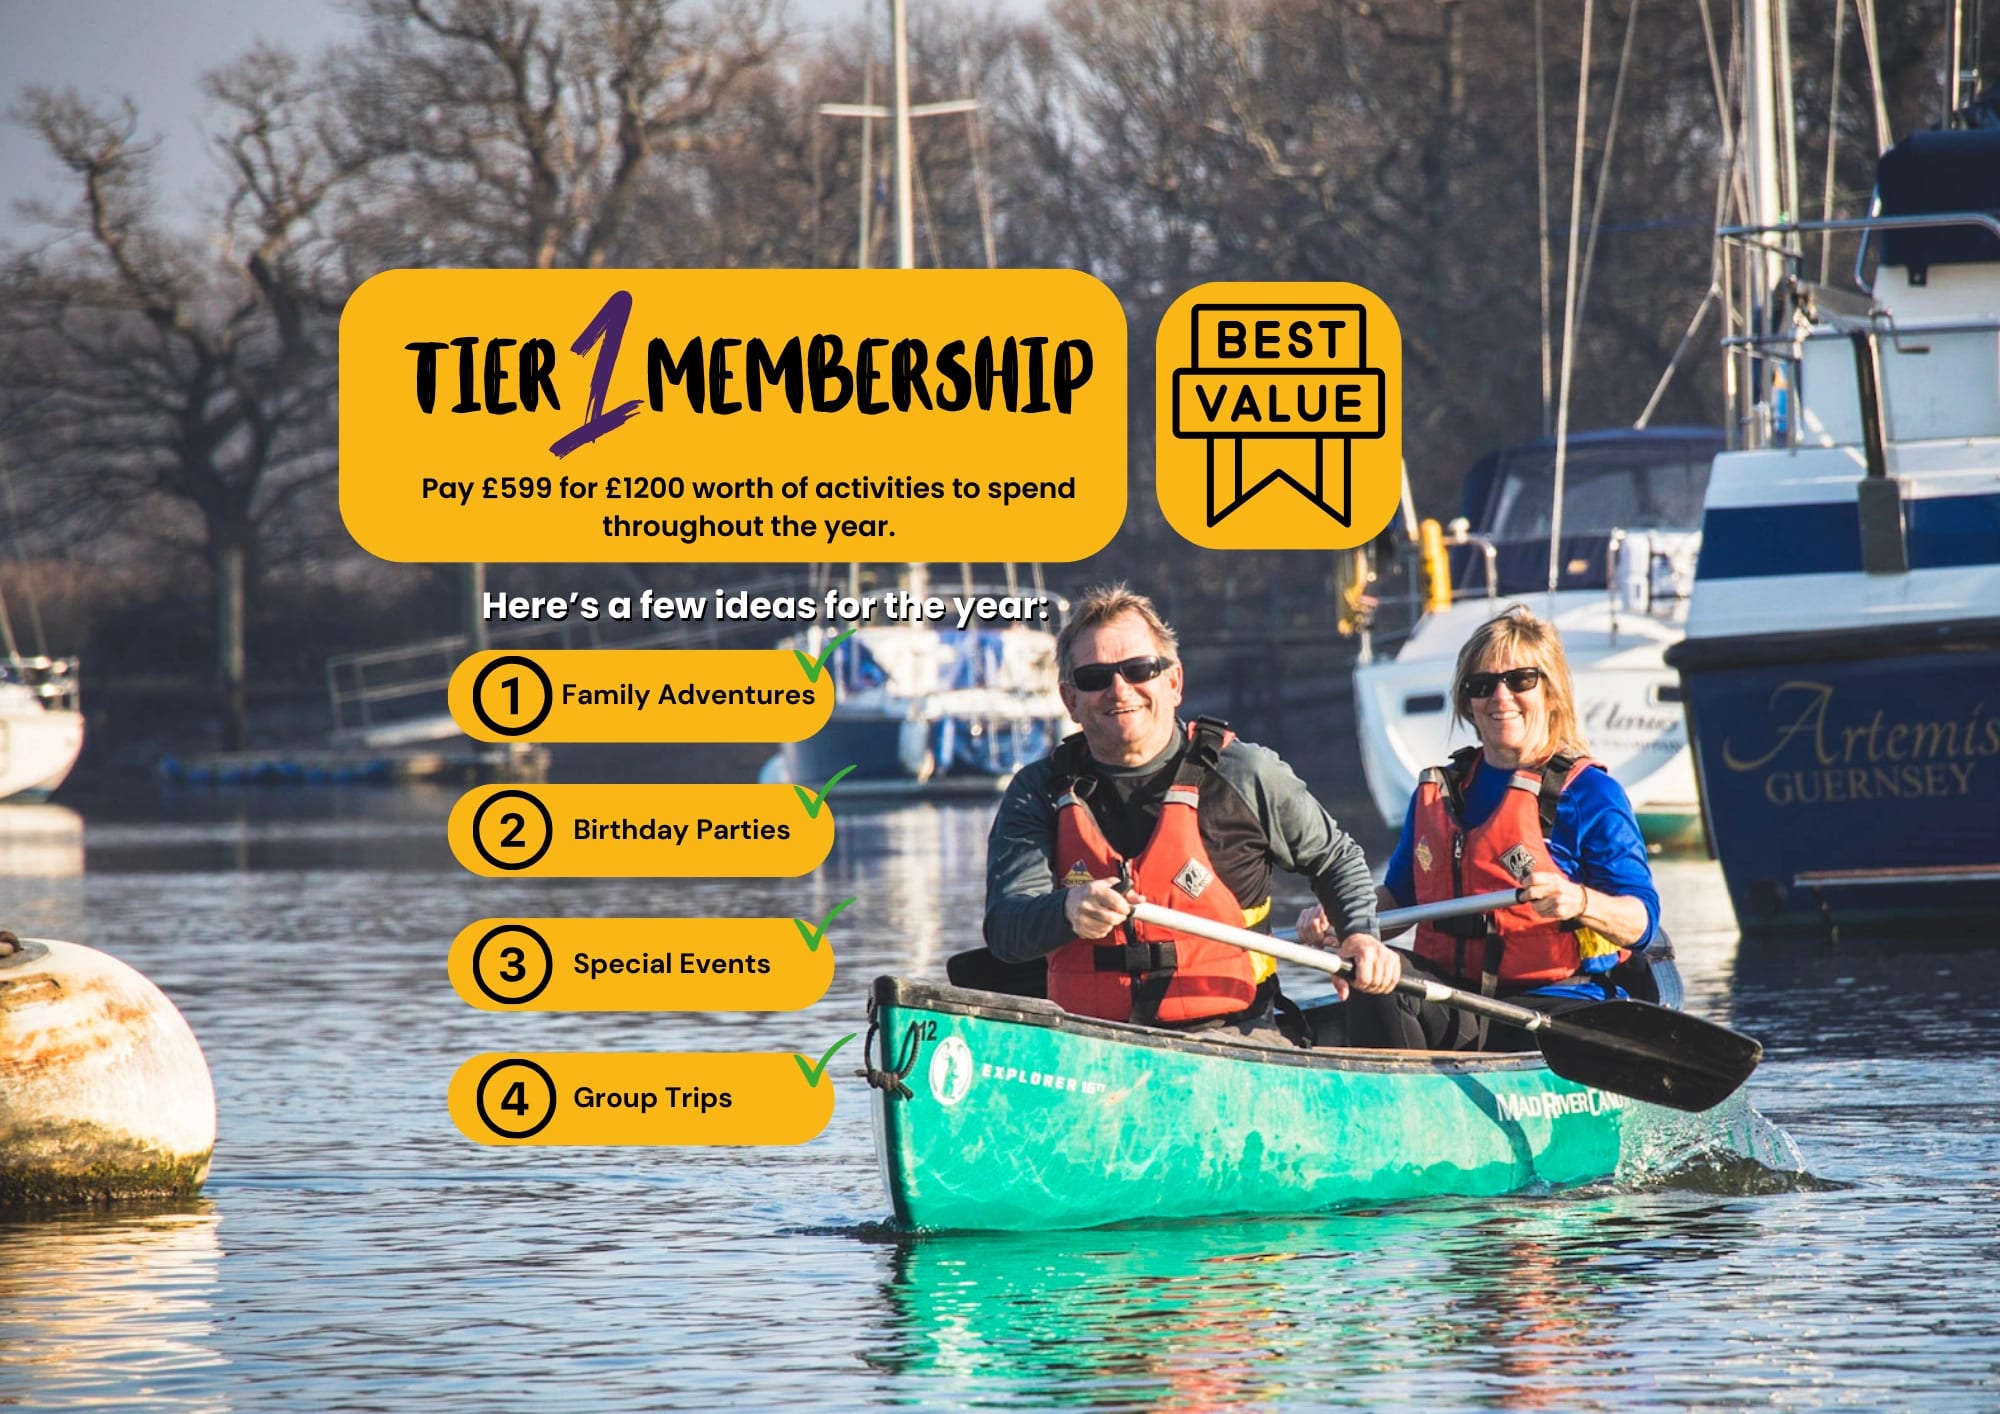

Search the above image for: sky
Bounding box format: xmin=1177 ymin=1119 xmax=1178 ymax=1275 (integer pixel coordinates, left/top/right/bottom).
xmin=0 ymin=2 xmax=360 ymax=226
xmin=0 ymin=0 xmax=907 ymax=231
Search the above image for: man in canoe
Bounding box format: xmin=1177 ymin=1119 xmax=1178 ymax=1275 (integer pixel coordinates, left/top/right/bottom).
xmin=1298 ymin=604 xmax=1661 ymax=1049
xmin=981 ymin=583 xmax=1398 ymax=1032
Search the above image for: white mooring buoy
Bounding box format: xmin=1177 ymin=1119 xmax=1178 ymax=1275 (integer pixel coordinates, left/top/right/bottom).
xmin=0 ymin=934 xmax=216 ymax=1205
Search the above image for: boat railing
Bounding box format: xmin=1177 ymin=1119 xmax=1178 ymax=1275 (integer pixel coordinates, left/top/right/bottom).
xmin=327 ymin=583 xmax=800 ymax=737
xmin=0 ymin=655 xmax=80 ymax=713
xmin=1605 ymin=528 xmax=1699 ymax=638
xmin=1444 ymin=520 xmax=1499 ymax=601
xmin=1717 ymin=212 xmax=2000 ymax=450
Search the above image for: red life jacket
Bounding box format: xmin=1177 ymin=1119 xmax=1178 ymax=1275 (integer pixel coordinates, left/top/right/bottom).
xmin=1410 ymin=747 xmax=1623 ymax=990
xmin=1045 ymin=719 xmax=1265 ymax=1025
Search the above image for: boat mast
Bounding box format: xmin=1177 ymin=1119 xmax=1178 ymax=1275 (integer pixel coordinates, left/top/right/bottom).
xmin=1740 ymin=0 xmax=1789 ymax=447
xmin=893 ymin=0 xmax=915 ymax=271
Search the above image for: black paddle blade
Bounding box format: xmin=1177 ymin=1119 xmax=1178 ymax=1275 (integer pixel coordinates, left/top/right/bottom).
xmin=1536 ymin=1000 xmax=1764 ymax=1113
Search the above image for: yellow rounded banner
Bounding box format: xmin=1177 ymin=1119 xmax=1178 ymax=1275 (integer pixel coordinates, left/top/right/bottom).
xmin=448 ymin=916 xmax=838 ymax=1012
xmin=447 ymin=1048 xmax=847 ymax=1146
xmin=340 ymin=269 xmax=1128 ymax=563
xmin=449 ymin=648 xmax=836 ymax=743
xmin=447 ymin=783 xmax=836 ymax=877
xmin=1154 ymin=282 xmax=1403 ymax=549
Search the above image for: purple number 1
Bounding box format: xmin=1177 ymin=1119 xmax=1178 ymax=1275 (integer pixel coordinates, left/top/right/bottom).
xmin=549 ymin=290 xmax=643 ymax=459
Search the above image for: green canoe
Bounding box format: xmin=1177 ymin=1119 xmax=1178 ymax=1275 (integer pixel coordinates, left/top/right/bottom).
xmin=867 ymin=976 xmax=1645 ymax=1233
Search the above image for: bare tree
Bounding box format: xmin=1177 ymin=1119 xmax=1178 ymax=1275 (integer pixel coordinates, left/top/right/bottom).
xmin=331 ymin=0 xmax=785 ymax=271
xmin=3 ymin=48 xmax=351 ymax=749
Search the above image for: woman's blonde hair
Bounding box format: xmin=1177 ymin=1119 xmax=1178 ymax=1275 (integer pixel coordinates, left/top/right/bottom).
xmin=1449 ymin=604 xmax=1590 ymax=758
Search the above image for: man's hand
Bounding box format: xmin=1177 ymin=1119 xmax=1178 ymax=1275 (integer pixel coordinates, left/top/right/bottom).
xmin=1065 ymin=879 xmax=1143 ymax=940
xmin=1337 ymin=932 xmax=1399 ymax=995
xmin=1295 ymin=908 xmax=1399 ymax=999
xmin=1519 ymin=870 xmax=1586 ymax=922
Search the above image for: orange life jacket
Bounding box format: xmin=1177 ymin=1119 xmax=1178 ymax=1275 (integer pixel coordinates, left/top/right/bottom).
xmin=1045 ymin=719 xmax=1264 ymax=1025
xmin=1410 ymin=747 xmax=1624 ymax=991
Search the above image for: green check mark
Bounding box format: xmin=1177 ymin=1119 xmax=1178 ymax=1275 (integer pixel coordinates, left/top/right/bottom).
xmin=792 ymin=629 xmax=855 ymax=683
xmin=794 ymin=897 xmax=855 ymax=952
xmin=793 ymin=764 xmax=856 ymax=818
xmin=794 ymin=1033 xmax=856 ymax=1087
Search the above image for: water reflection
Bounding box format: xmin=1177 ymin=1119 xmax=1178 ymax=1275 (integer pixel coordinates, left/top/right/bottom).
xmin=866 ymin=1198 xmax=1773 ymax=1412
xmin=0 ymin=1203 xmax=228 ymax=1412
xmin=1728 ymin=935 xmax=2000 ymax=1058
xmin=0 ymin=802 xmax=84 ymax=878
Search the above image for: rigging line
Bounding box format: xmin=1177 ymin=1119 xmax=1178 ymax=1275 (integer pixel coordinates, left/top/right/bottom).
xmin=1573 ymin=0 xmax=1644 ymax=340
xmin=1634 ymin=282 xmax=1720 ymax=428
xmin=1821 ymin=0 xmax=1848 ymax=285
xmin=952 ymin=18 xmax=997 ymax=269
xmin=1854 ymin=0 xmax=1892 ymax=153
xmin=1548 ymin=0 xmax=1596 ymax=601
xmin=965 ymin=104 xmax=997 ymax=269
xmin=912 ymin=125 xmax=946 ymax=268
xmin=1536 ymin=0 xmax=1554 ymax=438
xmin=1775 ymin=0 xmax=1801 ymax=226
xmin=861 ymin=0 xmax=877 ymax=268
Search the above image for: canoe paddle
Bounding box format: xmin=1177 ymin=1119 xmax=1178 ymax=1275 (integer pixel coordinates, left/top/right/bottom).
xmin=1129 ymin=899 xmax=1763 ymax=1113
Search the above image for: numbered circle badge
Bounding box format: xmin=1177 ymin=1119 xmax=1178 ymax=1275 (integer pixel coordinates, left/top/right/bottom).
xmin=473 ymin=1057 xmax=559 ymax=1140
xmin=470 ymin=924 xmax=555 ymax=1006
xmin=469 ymin=654 xmax=555 ymax=737
xmin=469 ymin=789 xmax=554 ymax=871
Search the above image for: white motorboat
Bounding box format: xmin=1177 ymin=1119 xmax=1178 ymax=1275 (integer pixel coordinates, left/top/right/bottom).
xmin=1355 ymin=428 xmax=1722 ymax=846
xmin=0 ymin=655 xmax=83 ymax=801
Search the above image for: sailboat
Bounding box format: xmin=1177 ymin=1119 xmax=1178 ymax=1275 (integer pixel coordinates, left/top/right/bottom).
xmin=1354 ymin=428 xmax=1721 ymax=846
xmin=762 ymin=3 xmax=1075 ymax=796
xmin=764 ymin=565 xmax=1073 ymax=795
xmin=1666 ymin=3 xmax=2000 ymax=935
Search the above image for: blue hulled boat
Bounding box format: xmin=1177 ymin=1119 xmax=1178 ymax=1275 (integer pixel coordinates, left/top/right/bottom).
xmin=1667 ymin=124 xmax=2000 ymax=935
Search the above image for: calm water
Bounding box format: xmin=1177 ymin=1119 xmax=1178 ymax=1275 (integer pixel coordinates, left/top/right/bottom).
xmin=3 ymin=787 xmax=1999 ymax=1411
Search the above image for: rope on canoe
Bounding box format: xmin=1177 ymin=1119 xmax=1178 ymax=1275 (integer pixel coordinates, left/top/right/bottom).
xmin=860 ymin=1006 xmax=921 ymax=1101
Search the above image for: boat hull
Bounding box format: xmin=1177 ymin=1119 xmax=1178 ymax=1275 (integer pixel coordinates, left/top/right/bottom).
xmin=0 ymin=705 xmax=83 ymax=801
xmin=1355 ymin=597 xmax=1702 ymax=848
xmin=1673 ymin=621 xmax=2000 ymax=933
xmin=869 ymin=977 xmax=1632 ymax=1232
xmin=778 ymin=710 xmax=1066 ymax=795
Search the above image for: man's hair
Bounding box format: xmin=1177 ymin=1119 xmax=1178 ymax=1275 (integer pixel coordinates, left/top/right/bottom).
xmin=1449 ymin=603 xmax=1590 ymax=756
xmin=1054 ymin=583 xmax=1180 ymax=678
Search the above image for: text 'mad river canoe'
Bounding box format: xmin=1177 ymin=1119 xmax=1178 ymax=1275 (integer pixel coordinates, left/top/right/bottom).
xmin=867 ymin=976 xmax=1728 ymax=1233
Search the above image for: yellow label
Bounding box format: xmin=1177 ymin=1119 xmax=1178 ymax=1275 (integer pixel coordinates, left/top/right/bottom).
xmin=1154 ymin=284 xmax=1403 ymax=549
xmin=448 ymin=649 xmax=837 ymax=743
xmin=447 ymin=1050 xmax=845 ymax=1145
xmin=448 ymin=917 xmax=838 ymax=1011
xmin=339 ymin=269 xmax=1127 ymax=562
xmin=446 ymin=783 xmax=836 ymax=877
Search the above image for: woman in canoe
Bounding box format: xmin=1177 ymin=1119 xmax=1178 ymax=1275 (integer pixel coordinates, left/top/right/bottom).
xmin=1301 ymin=604 xmax=1661 ymax=1050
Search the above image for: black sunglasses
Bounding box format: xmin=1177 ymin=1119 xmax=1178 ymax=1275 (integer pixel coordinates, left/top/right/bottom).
xmin=1068 ymin=656 xmax=1174 ymax=692
xmin=1464 ymin=667 xmax=1544 ymax=699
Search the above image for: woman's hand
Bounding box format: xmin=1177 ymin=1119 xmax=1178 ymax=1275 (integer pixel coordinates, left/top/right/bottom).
xmin=1294 ymin=903 xmax=1333 ymax=947
xmin=1520 ymin=870 xmax=1587 ymax=922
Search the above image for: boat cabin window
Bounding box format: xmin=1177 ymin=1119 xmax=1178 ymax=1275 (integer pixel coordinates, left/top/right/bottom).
xmin=1484 ymin=440 xmax=1717 ymax=543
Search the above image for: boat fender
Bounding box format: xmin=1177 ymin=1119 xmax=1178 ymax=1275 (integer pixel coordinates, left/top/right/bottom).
xmin=1420 ymin=518 xmax=1453 ymax=611
xmin=0 ymin=934 xmax=217 ymax=1205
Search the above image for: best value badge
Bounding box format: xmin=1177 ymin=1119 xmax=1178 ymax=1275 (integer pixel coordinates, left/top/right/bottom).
xmin=1154 ymin=282 xmax=1403 ymax=549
